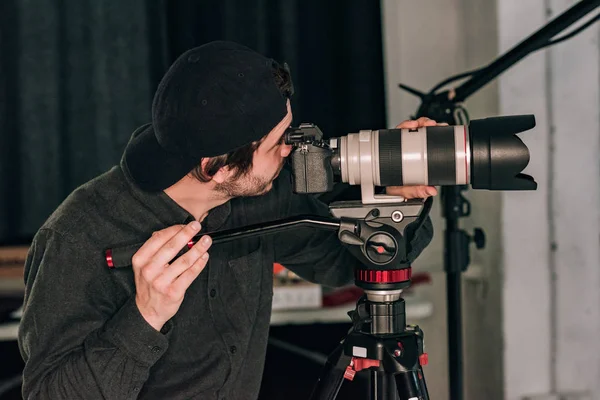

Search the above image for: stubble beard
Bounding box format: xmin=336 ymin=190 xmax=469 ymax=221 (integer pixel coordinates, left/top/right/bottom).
xmin=214 ymin=172 xmax=273 ymax=198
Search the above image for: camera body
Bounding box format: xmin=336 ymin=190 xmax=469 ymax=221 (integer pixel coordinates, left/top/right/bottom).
xmin=285 ymin=123 xmax=336 ymax=194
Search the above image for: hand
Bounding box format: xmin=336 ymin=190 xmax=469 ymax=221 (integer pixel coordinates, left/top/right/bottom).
xmin=385 ymin=117 xmax=448 ymax=199
xmin=132 ymin=221 xmax=211 ymax=331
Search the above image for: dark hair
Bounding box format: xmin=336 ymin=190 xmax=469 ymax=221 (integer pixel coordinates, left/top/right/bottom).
xmin=191 ymin=61 xmax=293 ymax=182
xmin=272 ymin=61 xmax=294 ymax=99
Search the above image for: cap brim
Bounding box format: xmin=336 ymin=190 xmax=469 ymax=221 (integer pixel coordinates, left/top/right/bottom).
xmin=122 ymin=124 xmax=200 ymax=192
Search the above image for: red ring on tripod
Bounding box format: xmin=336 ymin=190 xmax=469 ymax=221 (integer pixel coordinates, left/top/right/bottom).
xmin=355 ymin=268 xmax=411 ymax=283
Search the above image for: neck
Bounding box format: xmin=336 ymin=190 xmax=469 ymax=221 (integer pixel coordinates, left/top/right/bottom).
xmin=163 ymin=174 xmax=231 ymax=222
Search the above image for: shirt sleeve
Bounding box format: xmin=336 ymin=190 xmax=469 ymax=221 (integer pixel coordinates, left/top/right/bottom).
xmin=18 ymin=228 xmax=172 ymax=400
xmin=273 ymin=169 xmax=434 ymax=288
xmin=274 ymin=186 xmax=357 ymax=287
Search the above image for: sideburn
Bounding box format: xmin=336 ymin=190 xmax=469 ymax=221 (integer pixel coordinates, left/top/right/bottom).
xmin=191 ymin=141 xmax=260 ymax=183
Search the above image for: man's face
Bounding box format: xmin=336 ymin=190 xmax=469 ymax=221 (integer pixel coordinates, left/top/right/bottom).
xmin=214 ymin=101 xmax=293 ymax=197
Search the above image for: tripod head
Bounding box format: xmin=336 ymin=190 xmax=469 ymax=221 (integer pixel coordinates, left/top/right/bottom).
xmin=105 ymin=195 xmax=431 ymax=296
xmin=329 ymin=197 xmax=431 ymax=291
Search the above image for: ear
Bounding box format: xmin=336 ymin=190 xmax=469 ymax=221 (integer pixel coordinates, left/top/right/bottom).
xmin=202 ymin=160 xmax=234 ymax=184
xmin=212 ymin=167 xmax=233 ymax=184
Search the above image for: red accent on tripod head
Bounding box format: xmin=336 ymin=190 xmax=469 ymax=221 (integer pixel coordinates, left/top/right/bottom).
xmin=344 ymin=358 xmax=381 ymax=381
xmin=353 ymin=358 xmax=381 ymax=372
xmin=105 ymin=249 xmax=114 ymax=269
xmin=355 ymin=268 xmax=411 ymax=283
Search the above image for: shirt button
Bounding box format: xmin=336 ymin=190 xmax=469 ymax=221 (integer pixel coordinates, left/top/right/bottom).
xmin=151 ymin=346 xmax=161 ymax=353
xmin=210 ymin=289 xmax=217 ymax=297
xmin=230 ymin=345 xmax=237 ymax=354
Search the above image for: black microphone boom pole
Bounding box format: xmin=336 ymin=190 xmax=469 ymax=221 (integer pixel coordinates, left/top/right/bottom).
xmin=399 ymin=1 xmax=599 ymax=399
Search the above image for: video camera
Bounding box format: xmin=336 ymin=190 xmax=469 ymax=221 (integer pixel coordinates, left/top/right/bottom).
xmin=284 ymin=115 xmax=537 ymax=201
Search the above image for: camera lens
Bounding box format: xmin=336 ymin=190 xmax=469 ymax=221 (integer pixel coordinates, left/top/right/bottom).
xmin=335 ymin=115 xmax=537 ymax=191
xmin=469 ymin=115 xmax=537 ymax=190
xmin=377 ymin=125 xmax=469 ymax=186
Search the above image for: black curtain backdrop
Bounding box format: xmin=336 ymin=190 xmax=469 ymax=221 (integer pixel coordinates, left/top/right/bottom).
xmin=0 ymin=0 xmax=169 ymax=243
xmin=0 ymin=0 xmax=387 ymax=242
xmin=166 ymin=0 xmax=387 ymax=144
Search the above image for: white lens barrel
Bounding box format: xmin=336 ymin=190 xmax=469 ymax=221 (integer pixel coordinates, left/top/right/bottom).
xmin=338 ymin=125 xmax=472 ymax=187
xmin=400 ymin=127 xmax=429 ymax=185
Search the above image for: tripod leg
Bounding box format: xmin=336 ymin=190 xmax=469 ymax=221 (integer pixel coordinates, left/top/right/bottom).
xmin=394 ymin=368 xmax=430 ymax=400
xmin=308 ymin=343 xmax=353 ymax=400
xmin=370 ymin=371 xmax=399 ymax=400
xmin=415 ymin=366 xmax=430 ymax=399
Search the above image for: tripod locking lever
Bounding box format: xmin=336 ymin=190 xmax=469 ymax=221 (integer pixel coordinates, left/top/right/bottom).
xmin=343 ymin=358 xmax=382 ymax=381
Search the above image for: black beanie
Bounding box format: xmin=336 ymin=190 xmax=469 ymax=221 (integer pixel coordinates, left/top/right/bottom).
xmin=122 ymin=40 xmax=289 ymax=191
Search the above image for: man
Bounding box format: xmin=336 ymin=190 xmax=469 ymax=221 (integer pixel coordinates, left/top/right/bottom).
xmin=18 ymin=41 xmax=437 ymax=399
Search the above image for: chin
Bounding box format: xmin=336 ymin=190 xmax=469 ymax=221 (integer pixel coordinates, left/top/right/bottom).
xmin=244 ymin=182 xmax=274 ymax=198
xmin=260 ymin=182 xmax=274 ymax=195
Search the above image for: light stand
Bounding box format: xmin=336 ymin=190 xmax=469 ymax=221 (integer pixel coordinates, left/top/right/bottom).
xmin=398 ymin=1 xmax=599 ymax=399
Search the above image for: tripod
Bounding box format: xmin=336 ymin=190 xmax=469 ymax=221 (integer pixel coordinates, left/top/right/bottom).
xmin=302 ymin=198 xmax=433 ymax=400
xmin=309 ymin=288 xmax=429 ymax=400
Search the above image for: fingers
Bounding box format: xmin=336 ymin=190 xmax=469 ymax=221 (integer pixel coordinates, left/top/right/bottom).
xmin=416 ymin=117 xmax=441 ymax=127
xmin=387 ymin=185 xmax=437 ymax=199
xmin=404 ymin=186 xmax=437 ymax=199
xmin=149 ymin=221 xmax=201 ymax=268
xmin=170 ymin=254 xmax=209 ymax=296
xmin=132 ymin=221 xmax=202 ymax=284
xmin=396 ymin=117 xmax=440 ymax=129
xmin=396 ymin=119 xmax=419 ymax=129
xmin=133 ymin=224 xmax=188 ymax=267
xmin=159 ymin=235 xmax=212 ymax=284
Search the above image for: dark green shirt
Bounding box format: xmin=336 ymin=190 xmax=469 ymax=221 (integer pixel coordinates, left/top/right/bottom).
xmin=18 ymin=160 xmax=433 ymax=400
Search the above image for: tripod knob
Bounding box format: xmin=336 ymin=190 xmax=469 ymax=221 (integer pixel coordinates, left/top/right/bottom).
xmin=472 ymin=228 xmax=485 ymax=249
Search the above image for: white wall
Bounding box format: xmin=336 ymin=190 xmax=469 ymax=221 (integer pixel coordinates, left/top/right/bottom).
xmin=499 ymin=1 xmax=600 ymax=399
xmin=381 ymin=1 xmax=504 ymax=399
